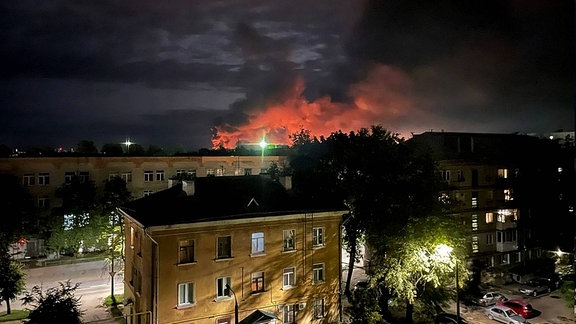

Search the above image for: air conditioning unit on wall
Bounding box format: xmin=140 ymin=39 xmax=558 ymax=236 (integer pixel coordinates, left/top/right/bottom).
xmin=298 ymin=302 xmax=306 ymax=310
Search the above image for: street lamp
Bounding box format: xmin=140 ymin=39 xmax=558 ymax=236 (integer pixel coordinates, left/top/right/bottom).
xmin=225 ymin=284 xmax=239 ymax=324
xmin=259 ymin=138 xmax=267 ymax=168
xmin=435 ymin=244 xmax=460 ymax=323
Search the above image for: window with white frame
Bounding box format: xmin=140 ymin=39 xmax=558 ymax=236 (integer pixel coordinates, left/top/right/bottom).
xmin=144 ymin=170 xmax=154 ymax=182
xmin=472 ymin=236 xmax=479 ymax=253
xmin=312 ymin=227 xmax=324 ymax=247
xmin=23 ymin=173 xmax=35 ymax=186
xmin=176 ymin=169 xmax=186 ymax=177
xmin=485 ymin=212 xmax=494 ymax=223
xmin=179 ymin=239 xmax=195 ymax=264
xmin=37 ymin=197 xmax=49 ymax=209
xmin=504 ymin=189 xmax=513 ymax=201
xmin=207 ymin=168 xmax=215 ymax=176
xmin=497 ymin=168 xmax=508 ymax=178
xmin=313 ymin=263 xmax=325 ymax=284
xmin=122 ymin=171 xmax=132 ymax=183
xmin=313 ymin=299 xmax=325 ymax=318
xmin=65 ymin=172 xmax=76 ymax=183
xmin=216 ymin=168 xmax=224 ymax=176
xmin=38 ymin=172 xmax=50 ymax=185
xmin=216 ymin=277 xmax=231 ymax=299
xmin=108 ymin=172 xmax=119 ymax=181
xmin=283 ymin=229 xmax=295 ymax=251
xmin=283 ymin=267 xmax=295 ymax=288
xmin=187 ymin=169 xmax=197 ymax=178
xmin=440 ymin=170 xmax=450 ymax=182
xmin=78 ymin=171 xmax=89 ymax=182
xmin=251 ymin=271 xmax=265 ymax=293
xmin=283 ymin=304 xmax=295 ymax=324
xmin=471 ymin=192 xmax=478 ymax=208
xmin=178 ymin=282 xmax=195 ymax=306
xmin=155 ymin=170 xmax=165 ymax=181
xmin=216 ymin=318 xmax=231 ymax=324
xmin=143 ymin=190 xmax=153 ymax=197
xmin=217 ymin=236 xmax=232 ymax=259
xmin=251 ymin=232 xmax=265 ymax=255
xmin=471 ymin=214 xmax=478 ymax=231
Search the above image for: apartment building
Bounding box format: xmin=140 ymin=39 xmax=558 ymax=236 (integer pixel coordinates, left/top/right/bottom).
xmin=118 ymin=175 xmax=347 ymax=324
xmin=0 ymin=155 xmax=288 ymax=211
xmin=408 ymin=132 xmax=573 ymax=273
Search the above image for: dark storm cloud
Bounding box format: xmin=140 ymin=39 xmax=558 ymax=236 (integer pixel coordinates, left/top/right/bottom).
xmin=0 ymin=0 xmax=573 ymax=150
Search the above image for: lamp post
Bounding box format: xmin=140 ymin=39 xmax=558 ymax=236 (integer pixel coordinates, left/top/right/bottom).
xmin=259 ymin=138 xmax=267 ymax=169
xmin=435 ymin=244 xmax=460 ymax=322
xmin=225 ymin=284 xmax=239 ymax=324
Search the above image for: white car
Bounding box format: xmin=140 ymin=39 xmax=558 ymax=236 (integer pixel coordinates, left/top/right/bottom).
xmin=478 ymin=292 xmax=508 ymax=306
xmin=485 ymin=305 xmax=527 ymax=324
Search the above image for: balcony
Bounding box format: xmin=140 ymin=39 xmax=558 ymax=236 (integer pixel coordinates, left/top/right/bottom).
xmin=495 ymin=221 xmax=517 ymax=230
xmin=496 ymin=241 xmax=518 ymax=252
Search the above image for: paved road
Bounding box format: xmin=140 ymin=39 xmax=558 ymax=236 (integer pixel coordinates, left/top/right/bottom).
xmin=0 ymin=259 xmax=124 ymax=323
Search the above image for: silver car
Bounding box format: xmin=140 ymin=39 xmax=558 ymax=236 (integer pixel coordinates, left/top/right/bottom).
xmin=519 ymin=279 xmax=551 ymax=296
xmin=485 ymin=305 xmax=527 ymax=324
xmin=478 ymin=292 xmax=508 ymax=306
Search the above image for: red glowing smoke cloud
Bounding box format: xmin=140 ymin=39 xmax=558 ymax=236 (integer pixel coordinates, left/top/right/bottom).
xmin=212 ymin=64 xmax=414 ymax=149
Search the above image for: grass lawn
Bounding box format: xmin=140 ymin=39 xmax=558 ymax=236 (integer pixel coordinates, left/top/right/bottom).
xmin=0 ymin=309 xmax=29 ymax=322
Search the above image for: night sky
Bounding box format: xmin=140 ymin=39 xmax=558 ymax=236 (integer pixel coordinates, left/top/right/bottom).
xmin=0 ymin=0 xmax=574 ymax=151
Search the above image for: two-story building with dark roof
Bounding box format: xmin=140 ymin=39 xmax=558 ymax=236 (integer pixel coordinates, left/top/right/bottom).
xmin=118 ymin=175 xmax=348 ymax=324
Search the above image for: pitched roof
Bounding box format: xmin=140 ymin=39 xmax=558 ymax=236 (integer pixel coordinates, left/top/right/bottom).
xmin=121 ymin=175 xmax=345 ymax=227
xmin=239 ymin=309 xmax=278 ymax=324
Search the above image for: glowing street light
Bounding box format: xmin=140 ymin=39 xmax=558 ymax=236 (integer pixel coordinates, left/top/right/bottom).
xmin=259 ymin=138 xmax=267 ymax=168
xmin=122 ymin=138 xmax=133 ymax=153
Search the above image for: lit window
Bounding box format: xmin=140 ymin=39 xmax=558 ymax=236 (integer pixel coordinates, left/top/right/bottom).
xmin=155 ymin=170 xmax=165 ymax=181
xmin=472 ymin=236 xmax=479 ymax=253
xmin=283 ymin=229 xmax=295 ymax=251
xmin=471 ymin=192 xmax=478 ymax=208
xmin=207 ymin=169 xmax=215 ymax=176
xmin=283 ymin=304 xmax=295 ymax=324
xmin=23 ymin=173 xmax=35 ymax=186
xmin=313 ymin=263 xmax=325 ymax=284
xmin=558 ymin=167 xmax=563 ymax=174
xmin=485 ymin=212 xmax=494 ymax=223
xmin=312 ymin=227 xmax=324 ymax=247
xmin=216 ymin=168 xmax=224 ymax=176
xmin=471 ymin=214 xmax=478 ymax=231
xmin=504 ymin=189 xmax=513 ymax=201
xmin=251 ymin=232 xmax=265 ymax=255
xmin=217 ymin=236 xmax=232 ymax=259
xmin=283 ymin=267 xmax=295 ymax=288
xmin=313 ymin=299 xmax=325 ymax=318
xmin=144 ymin=171 xmax=153 ymax=182
xmin=178 ymin=282 xmax=195 ymax=306
xmin=216 ymin=277 xmax=231 ymax=299
xmin=179 ymin=239 xmax=195 ymax=264
xmin=38 ymin=172 xmax=50 ymax=185
xmin=498 ymin=168 xmax=508 ymax=179
xmin=251 ymin=272 xmax=265 ymax=293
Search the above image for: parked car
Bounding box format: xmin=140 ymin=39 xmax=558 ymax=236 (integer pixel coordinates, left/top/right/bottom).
xmin=434 ymin=313 xmax=468 ymax=324
xmin=496 ymin=299 xmax=535 ymax=318
xmin=519 ymin=279 xmax=551 ymax=296
xmin=485 ymin=305 xmax=527 ymax=324
xmin=539 ymin=273 xmax=562 ymax=289
xmin=477 ymin=292 xmax=508 ymax=306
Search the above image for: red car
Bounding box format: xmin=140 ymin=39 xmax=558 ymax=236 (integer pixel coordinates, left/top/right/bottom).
xmin=496 ymin=299 xmax=535 ymax=318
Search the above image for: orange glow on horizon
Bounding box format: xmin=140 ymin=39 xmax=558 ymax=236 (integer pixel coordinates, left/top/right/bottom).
xmin=211 ymin=64 xmax=414 ymax=149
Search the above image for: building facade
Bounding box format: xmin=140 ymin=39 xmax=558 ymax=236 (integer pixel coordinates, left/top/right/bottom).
xmin=119 ymin=176 xmax=347 ymax=324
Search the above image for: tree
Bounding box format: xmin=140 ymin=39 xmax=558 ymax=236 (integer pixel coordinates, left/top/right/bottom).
xmin=0 ymin=253 xmax=26 ymax=315
xmin=0 ymin=174 xmax=35 ymax=248
xmin=370 ymin=215 xmax=469 ymax=322
xmin=21 ymin=280 xmax=84 ymax=324
xmin=76 ymin=140 xmax=98 ymax=155
xmin=100 ymin=143 xmax=124 ymax=156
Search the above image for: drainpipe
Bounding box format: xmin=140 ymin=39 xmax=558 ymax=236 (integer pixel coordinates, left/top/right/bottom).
xmin=145 ymin=228 xmax=160 ymax=324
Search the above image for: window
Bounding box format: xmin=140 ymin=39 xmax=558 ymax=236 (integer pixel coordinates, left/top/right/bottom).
xmin=179 ymin=239 xmax=195 ymax=264
xmin=456 ymin=170 xmax=465 ymax=182
xmin=283 ymin=267 xmax=295 ymax=288
xmin=485 ymin=212 xmax=494 ymax=223
xmin=471 ymin=192 xmax=478 ymax=208
xmin=283 ymin=304 xmax=295 ymax=324
xmin=187 ymin=169 xmax=197 ymax=178
xmin=486 ymin=234 xmax=494 ymax=245
xmin=216 ymin=318 xmax=231 ymax=324
xmin=471 ymin=214 xmax=478 ymax=231
xmin=283 ymin=229 xmax=295 ymax=251
xmin=244 ymin=168 xmax=252 ymax=176
xmin=217 ymin=236 xmax=232 ymax=259
xmin=251 ymin=272 xmax=265 ymax=293
xmin=440 ymin=170 xmax=450 ymax=182
xmin=251 ymin=232 xmax=265 ymax=255
xmin=38 ymin=172 xmax=50 ymax=185
xmin=38 ymin=197 xmax=49 ymax=209
xmin=108 ymin=172 xmax=119 ymax=180
xmin=216 ymin=168 xmax=224 ymax=176
xmin=216 ymin=277 xmax=231 ymax=299
xmin=23 ymin=173 xmax=35 ymax=186
xmin=122 ymin=171 xmax=132 ymax=183
xmin=472 ymin=236 xmax=479 ymax=253
xmin=143 ymin=190 xmax=154 ymax=197
xmin=313 ymin=299 xmax=325 ymax=318
xmin=313 ymin=263 xmax=325 ymax=284
xmin=498 ymin=168 xmax=508 ymax=179
xmin=78 ymin=171 xmax=89 ymax=182
xmin=504 ymin=189 xmax=513 ymax=201
xmin=178 ymin=282 xmax=195 ymax=306
xmin=155 ymin=170 xmax=165 ymax=181
xmin=65 ymin=172 xmax=76 ymax=183
xmin=144 ymin=171 xmax=154 ymax=182
xmin=131 ymin=266 xmax=141 ymax=293
xmin=312 ymin=227 xmax=324 ymax=247
xmin=207 ymin=169 xmax=215 ymax=176
xmin=176 ymin=169 xmax=186 ymax=177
